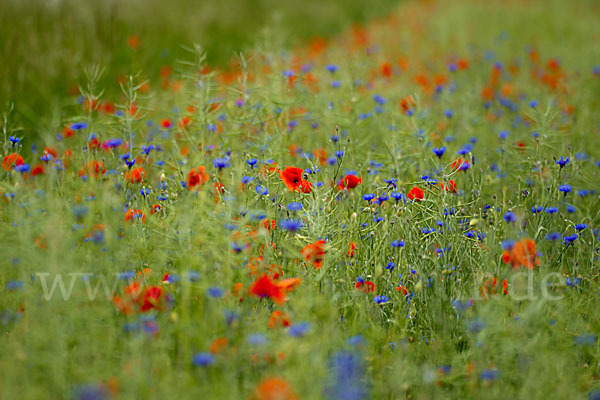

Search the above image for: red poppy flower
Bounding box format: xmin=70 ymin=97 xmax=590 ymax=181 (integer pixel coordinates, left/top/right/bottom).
xmin=439 ymin=180 xmax=457 ymax=193
xmin=481 ymin=277 xmax=508 ymax=298
xmin=2 ymin=153 xmax=24 ymax=171
xmin=210 ymin=338 xmax=228 ymax=354
xmin=502 ymin=238 xmax=540 ymax=269
xmin=451 ymin=157 xmax=470 ymax=172
xmin=250 ymin=274 xmax=285 ymax=304
xmin=355 ymin=280 xmax=376 ymax=293
xmin=150 ymin=204 xmax=162 ymax=215
xmin=124 ymin=209 xmax=146 ymax=223
xmin=300 ymin=240 xmax=325 ymax=269
xmin=63 ymin=126 xmax=76 ymax=138
xmin=187 ymin=166 xmax=209 ymax=190
xmin=396 ymin=285 xmax=408 ymax=296
xmin=79 ymin=160 xmax=106 ymax=179
xmin=125 ymin=167 xmax=145 ymax=183
xmin=407 ymin=186 xmax=424 ymax=202
xmin=31 ymin=164 xmax=45 ymax=176
xmin=278 ymin=167 xmax=311 ymax=193
xmin=160 ymin=118 xmax=171 ymax=129
xmin=262 ymin=219 xmax=277 ymax=231
xmin=380 ymin=61 xmax=393 ymax=78
xmin=339 ymin=175 xmax=362 ymax=190
xmin=276 ymin=278 xmax=301 ymax=292
xmin=347 ymin=242 xmax=357 ymax=257
xmin=250 ymin=377 xmax=298 ymax=400
xmin=139 ymin=286 xmax=163 ymax=312
xmin=44 ymin=147 xmax=58 ymax=160
xmin=268 ymin=310 xmax=291 ymax=329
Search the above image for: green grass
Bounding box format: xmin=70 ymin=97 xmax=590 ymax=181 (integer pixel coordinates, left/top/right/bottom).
xmin=1 ymin=0 xmax=600 ymax=398
xmin=0 ymin=0 xmax=397 ymax=141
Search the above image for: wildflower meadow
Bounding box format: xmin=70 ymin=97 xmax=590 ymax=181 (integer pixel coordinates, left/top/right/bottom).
xmin=1 ymin=0 xmax=600 ymax=398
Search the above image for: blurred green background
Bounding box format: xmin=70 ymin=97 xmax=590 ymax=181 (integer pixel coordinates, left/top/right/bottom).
xmin=0 ymin=0 xmax=399 ymax=139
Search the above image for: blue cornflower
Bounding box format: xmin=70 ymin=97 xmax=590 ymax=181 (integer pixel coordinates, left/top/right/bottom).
xmin=104 ymin=138 xmax=123 ymax=148
xmin=502 ymin=240 xmax=516 ymax=250
xmin=330 ymin=135 xmax=339 ymax=143
xmin=457 ymin=143 xmax=473 ymax=155
xmin=255 ymin=185 xmax=269 ymax=196
xmin=362 ymin=193 xmax=375 ymax=201
xmin=574 ymin=334 xmax=596 ymax=346
xmin=384 ymin=177 xmax=397 ymax=188
xmin=140 ymin=188 xmax=150 ymax=197
xmin=390 ymin=192 xmax=404 ymax=202
xmin=9 ymin=136 xmax=20 ymax=144
xmin=391 ymin=240 xmax=405 ymax=248
xmin=432 ymin=146 xmax=446 ymax=158
xmin=480 ymin=369 xmax=500 ymax=381
xmin=246 ymin=158 xmax=258 ymax=168
xmin=241 ymin=176 xmax=254 ymax=185
xmin=386 ymin=262 xmax=396 ymax=271
xmin=452 ymin=299 xmax=473 ymax=313
xmin=15 ymin=164 xmax=30 ymax=173
xmin=546 ymin=232 xmax=562 ymax=241
xmin=498 ymin=130 xmax=509 ymax=140
xmin=280 ymin=219 xmax=304 ymax=232
xmin=326 ymin=351 xmax=368 ymax=400
xmin=467 ymin=318 xmax=487 ymax=333
xmin=335 ymin=150 xmax=344 ymax=158
xmin=73 ymin=385 xmax=109 ymax=400
xmin=555 ymin=156 xmax=569 ymax=168
xmin=566 ymin=277 xmax=581 ymax=287
xmin=372 ymin=94 xmax=386 ymax=105
xmin=444 ymin=109 xmax=453 ymax=119
xmin=545 ymin=206 xmax=558 ymax=214
xmin=531 ymin=205 xmax=543 ymax=214
xmin=503 ymin=211 xmax=517 ymax=223
xmin=192 ymin=352 xmax=215 ymax=367
xmin=71 ymin=122 xmax=88 ymax=130
xmin=141 ymin=144 xmax=154 ymax=155
xmin=331 ymin=80 xmax=341 ymax=88
xmin=118 ymin=271 xmax=135 ymax=280
xmin=575 ymin=223 xmax=587 ymax=231
xmin=247 ymin=333 xmax=268 ymax=346
xmin=231 ymin=242 xmax=245 ymax=253
xmin=566 ymin=205 xmax=577 ymax=213
xmin=6 ymin=280 xmax=24 ymax=290
xmin=288 ymin=322 xmax=310 ymax=338
xmin=207 ymin=287 xmax=224 ymax=298
xmin=529 ymin=100 xmax=539 ymax=108
xmin=422 ymin=227 xmax=435 ymax=235
xmin=564 ymin=234 xmax=578 ymax=245
xmin=213 ymin=157 xmax=230 ymax=170
xmin=578 ymin=189 xmax=589 ymax=197
xmin=558 ymin=184 xmax=572 ymax=194
xmin=287 ymin=202 xmax=303 ymax=211
xmin=326 ymin=64 xmax=339 ymax=73
xmin=373 ymin=295 xmax=390 ymax=304
xmin=125 ymin=158 xmax=136 ymax=168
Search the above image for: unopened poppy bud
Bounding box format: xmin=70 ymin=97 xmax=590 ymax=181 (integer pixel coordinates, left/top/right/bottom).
xmin=160 ymin=173 xmax=165 ymax=182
